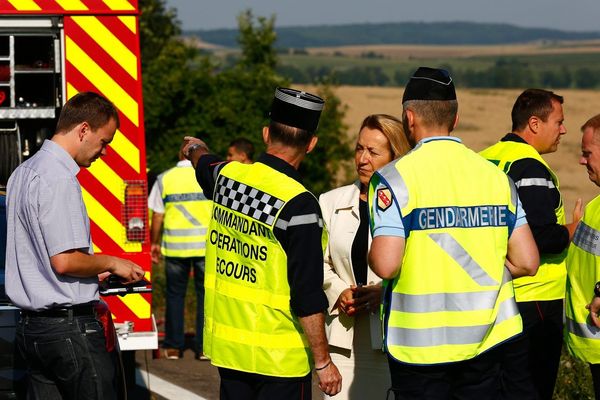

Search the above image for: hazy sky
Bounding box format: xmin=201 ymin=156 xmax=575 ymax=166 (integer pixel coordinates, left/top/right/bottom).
xmin=164 ymin=0 xmax=600 ymax=32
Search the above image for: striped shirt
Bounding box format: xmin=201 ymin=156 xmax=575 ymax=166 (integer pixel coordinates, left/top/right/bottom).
xmin=5 ymin=140 xmax=97 ymax=311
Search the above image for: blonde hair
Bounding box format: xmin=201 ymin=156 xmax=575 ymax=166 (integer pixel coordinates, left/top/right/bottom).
xmin=359 ymin=114 xmax=410 ymax=159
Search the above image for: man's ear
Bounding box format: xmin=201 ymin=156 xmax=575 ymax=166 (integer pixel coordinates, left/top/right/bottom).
xmin=528 ymin=116 xmax=540 ymax=134
xmin=405 ymin=109 xmax=416 ymax=131
xmin=77 ymin=122 xmax=90 ymax=141
xmin=306 ymin=135 xmax=318 ymax=154
xmin=262 ymin=126 xmax=270 ymax=145
xmin=452 ymin=113 xmax=459 ymax=130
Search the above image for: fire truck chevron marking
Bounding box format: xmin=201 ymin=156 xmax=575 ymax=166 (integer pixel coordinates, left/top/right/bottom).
xmin=65 ymin=36 xmax=139 ymax=126
xmin=7 ymin=0 xmax=40 ymax=10
xmin=81 ymin=187 xmax=142 ymax=252
xmin=98 ymin=15 xmax=137 ymax=51
xmin=57 ymin=0 xmax=88 ymax=10
xmin=120 ymin=294 xmax=151 ymax=319
xmin=72 ymin=16 xmax=137 ymax=79
xmin=102 ymin=0 xmax=135 ymax=11
xmin=3 ymin=0 xmax=137 ymax=12
xmin=117 ymin=15 xmax=136 ymax=33
xmin=88 ymin=158 xmax=126 ymax=202
xmin=111 ymin=130 xmax=141 ymax=173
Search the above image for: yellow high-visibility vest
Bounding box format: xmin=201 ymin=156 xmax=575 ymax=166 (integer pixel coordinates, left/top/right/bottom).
xmin=480 ymin=140 xmax=566 ymax=301
xmin=204 ymin=161 xmax=327 ymax=377
xmin=160 ymin=165 xmax=212 ymax=258
xmin=372 ymin=138 xmax=522 ymax=365
xmin=565 ymin=195 xmax=600 ymax=363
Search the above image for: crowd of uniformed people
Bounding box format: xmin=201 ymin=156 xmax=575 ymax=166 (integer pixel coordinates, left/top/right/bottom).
xmin=3 ymin=66 xmax=600 ymax=400
xmin=179 ymin=67 xmax=600 ymax=400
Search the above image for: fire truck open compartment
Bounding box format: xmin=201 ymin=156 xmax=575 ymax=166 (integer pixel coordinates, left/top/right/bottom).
xmin=0 ymin=18 xmax=61 ymax=185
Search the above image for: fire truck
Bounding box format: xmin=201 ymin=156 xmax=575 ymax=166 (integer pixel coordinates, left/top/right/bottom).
xmin=0 ymin=0 xmax=156 ymax=396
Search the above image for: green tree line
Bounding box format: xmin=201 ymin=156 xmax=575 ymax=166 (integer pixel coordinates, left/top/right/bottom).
xmin=140 ymin=1 xmax=351 ymax=195
xmin=277 ymin=59 xmax=600 ymax=89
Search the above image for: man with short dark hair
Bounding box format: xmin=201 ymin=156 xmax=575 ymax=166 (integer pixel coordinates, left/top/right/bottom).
xmin=226 ymin=138 xmax=254 ymax=164
xmin=481 ymin=88 xmax=583 ymax=399
xmin=565 ymin=113 xmax=600 ymax=399
xmin=183 ymin=87 xmax=342 ymax=399
xmin=5 ymin=92 xmax=145 ymax=399
xmin=368 ymin=67 xmax=539 ymax=399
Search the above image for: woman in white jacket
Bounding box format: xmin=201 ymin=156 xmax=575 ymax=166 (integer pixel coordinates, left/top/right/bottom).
xmin=319 ymin=114 xmax=410 ymax=399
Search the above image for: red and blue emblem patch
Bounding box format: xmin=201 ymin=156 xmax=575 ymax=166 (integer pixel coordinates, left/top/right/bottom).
xmin=377 ymin=188 xmax=392 ymax=211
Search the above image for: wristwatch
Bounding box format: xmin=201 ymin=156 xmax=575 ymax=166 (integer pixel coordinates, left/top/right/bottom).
xmin=185 ymin=143 xmax=203 ymax=159
xmin=594 ymin=281 xmax=600 ymax=298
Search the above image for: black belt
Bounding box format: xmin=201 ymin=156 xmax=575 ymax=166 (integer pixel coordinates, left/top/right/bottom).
xmin=22 ymin=302 xmax=97 ymax=318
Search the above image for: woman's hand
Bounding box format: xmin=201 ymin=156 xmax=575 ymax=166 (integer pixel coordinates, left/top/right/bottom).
xmin=336 ymin=284 xmax=382 ymax=316
xmin=335 ymin=288 xmax=355 ymax=316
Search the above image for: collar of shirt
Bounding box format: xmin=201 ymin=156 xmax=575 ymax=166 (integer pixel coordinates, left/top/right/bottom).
xmin=176 ymin=159 xmax=192 ymax=168
xmin=41 ymin=139 xmax=80 ymax=176
xmin=257 ymin=153 xmax=303 ymax=184
xmin=418 ymin=136 xmax=462 ymax=145
xmin=501 ymin=132 xmax=529 ymax=144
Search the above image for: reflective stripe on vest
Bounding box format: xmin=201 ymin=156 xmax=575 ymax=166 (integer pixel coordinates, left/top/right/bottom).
xmin=160 ymin=166 xmax=212 ymax=258
xmin=565 ymin=195 xmax=600 ymax=363
xmin=376 ymin=139 xmax=522 ymax=365
xmin=480 ymin=140 xmax=566 ymax=301
xmin=204 ymin=161 xmax=327 ymax=377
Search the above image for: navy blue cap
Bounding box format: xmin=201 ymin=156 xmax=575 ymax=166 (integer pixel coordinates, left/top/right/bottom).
xmin=402 ymin=67 xmax=456 ymax=103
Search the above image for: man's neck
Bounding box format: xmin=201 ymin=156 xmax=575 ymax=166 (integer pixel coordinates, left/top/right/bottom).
xmin=511 ymin=130 xmax=536 ymax=148
xmin=412 ymin=128 xmax=451 ymax=143
xmin=266 ymin=145 xmax=305 ymax=170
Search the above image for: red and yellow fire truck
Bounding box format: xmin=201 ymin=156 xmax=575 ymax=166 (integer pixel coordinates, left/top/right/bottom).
xmin=0 ymin=1 xmax=157 ymax=389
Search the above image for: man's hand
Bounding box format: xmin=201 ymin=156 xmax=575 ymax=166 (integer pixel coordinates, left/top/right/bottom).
xmin=316 ymin=360 xmax=342 ymax=396
xmin=335 ymin=288 xmax=354 ymax=316
xmin=151 ymin=244 xmax=162 ymax=264
xmin=566 ymin=198 xmax=584 ymax=240
xmin=351 ymin=284 xmax=382 ymax=314
xmin=336 ymin=284 xmax=382 ymax=316
xmin=182 ymin=136 xmax=209 ymax=168
xmin=587 ymin=296 xmax=600 ymax=328
xmin=108 ymin=257 xmax=145 ymax=284
xmin=297 ymin=312 xmax=342 ymax=396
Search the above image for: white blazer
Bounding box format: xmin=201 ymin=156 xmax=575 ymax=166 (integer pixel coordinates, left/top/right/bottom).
xmin=319 ymin=181 xmax=383 ymax=351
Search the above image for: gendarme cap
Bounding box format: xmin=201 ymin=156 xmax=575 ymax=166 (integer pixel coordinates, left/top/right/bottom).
xmin=402 ymin=67 xmax=456 ymax=103
xmin=270 ymin=87 xmax=325 ymax=132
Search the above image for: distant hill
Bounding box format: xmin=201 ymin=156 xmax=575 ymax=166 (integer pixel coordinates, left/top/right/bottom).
xmin=186 ymin=21 xmax=600 ymax=48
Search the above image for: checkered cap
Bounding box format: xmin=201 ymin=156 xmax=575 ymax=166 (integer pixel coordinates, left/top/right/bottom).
xmin=214 ymin=175 xmax=285 ymax=226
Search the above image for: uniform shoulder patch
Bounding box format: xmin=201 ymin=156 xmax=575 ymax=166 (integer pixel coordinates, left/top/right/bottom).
xmin=377 ymin=188 xmax=392 ymax=211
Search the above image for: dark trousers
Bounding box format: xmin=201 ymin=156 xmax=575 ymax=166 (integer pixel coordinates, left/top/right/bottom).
xmin=590 ymin=364 xmax=600 ymax=400
xmin=387 ymin=346 xmax=502 ymax=400
xmin=16 ymin=312 xmax=118 ymax=400
xmin=218 ymin=367 xmax=311 ymax=400
xmin=499 ymin=300 xmax=562 ymax=400
xmin=163 ymin=256 xmax=205 ymax=354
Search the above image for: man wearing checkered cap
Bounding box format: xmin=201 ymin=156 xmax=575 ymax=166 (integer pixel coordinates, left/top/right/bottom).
xmin=183 ymin=87 xmax=342 ymax=399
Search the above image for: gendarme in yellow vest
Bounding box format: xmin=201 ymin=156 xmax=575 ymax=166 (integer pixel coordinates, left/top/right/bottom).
xmin=203 ymin=161 xmax=327 ymax=377
xmin=160 ymin=165 xmax=212 ymax=258
xmin=480 ymin=140 xmax=566 ymax=301
xmin=372 ymin=138 xmax=522 ymax=365
xmin=565 ymin=195 xmax=600 ymax=363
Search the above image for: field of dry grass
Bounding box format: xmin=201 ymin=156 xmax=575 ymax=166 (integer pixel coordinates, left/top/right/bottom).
xmin=300 ymin=85 xmax=600 ymax=216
